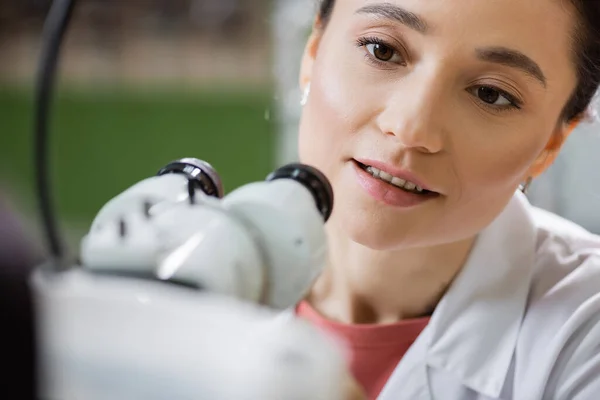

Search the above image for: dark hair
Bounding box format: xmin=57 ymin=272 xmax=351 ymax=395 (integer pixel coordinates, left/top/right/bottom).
xmin=317 ymin=0 xmax=335 ymax=27
xmin=316 ymin=0 xmax=600 ymax=123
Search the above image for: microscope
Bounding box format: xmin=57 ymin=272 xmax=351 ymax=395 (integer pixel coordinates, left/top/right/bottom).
xmin=28 ymin=1 xmax=357 ymax=398
xmin=33 ymin=159 xmax=351 ymax=400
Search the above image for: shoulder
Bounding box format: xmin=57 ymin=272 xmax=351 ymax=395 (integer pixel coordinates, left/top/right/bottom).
xmin=515 ymin=206 xmax=600 ymax=399
xmin=527 ymin=205 xmax=600 ymax=308
xmin=524 ymin=204 xmax=600 ymax=331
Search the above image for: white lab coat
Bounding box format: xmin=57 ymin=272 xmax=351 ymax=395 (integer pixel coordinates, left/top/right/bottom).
xmin=295 ymin=192 xmax=600 ymax=400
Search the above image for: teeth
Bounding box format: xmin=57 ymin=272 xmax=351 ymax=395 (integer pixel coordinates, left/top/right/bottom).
xmin=379 ymin=171 xmax=393 ymax=182
xmin=366 ymin=166 xmax=380 ymax=178
xmin=391 ymin=176 xmax=406 ymax=187
xmin=365 ymin=165 xmax=425 ymax=193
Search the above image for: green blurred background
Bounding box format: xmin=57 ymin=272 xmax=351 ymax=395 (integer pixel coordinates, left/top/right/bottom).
xmin=0 ymin=85 xmax=275 ymax=223
xmin=0 ymin=0 xmax=306 ymax=249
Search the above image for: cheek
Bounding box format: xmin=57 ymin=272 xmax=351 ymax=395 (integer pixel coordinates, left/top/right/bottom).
xmin=298 ymin=54 xmax=370 ymax=175
xmin=297 ymin=98 xmax=341 ymax=178
xmin=427 ymin=139 xmax=542 ymax=244
xmin=436 ymin=122 xmax=554 ymax=237
xmin=449 ymin=124 xmax=550 ymax=196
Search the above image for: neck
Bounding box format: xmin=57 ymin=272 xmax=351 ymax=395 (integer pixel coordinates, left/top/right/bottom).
xmin=307 ymin=224 xmax=475 ymax=325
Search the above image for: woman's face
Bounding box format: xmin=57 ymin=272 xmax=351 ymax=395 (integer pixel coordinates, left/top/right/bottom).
xmin=298 ymin=0 xmax=578 ymax=250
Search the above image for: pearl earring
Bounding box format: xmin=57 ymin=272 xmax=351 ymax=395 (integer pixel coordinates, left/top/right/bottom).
xmin=300 ymin=83 xmax=311 ymax=106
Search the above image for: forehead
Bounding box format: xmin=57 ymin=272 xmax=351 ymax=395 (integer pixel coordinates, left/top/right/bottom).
xmin=333 ymin=0 xmax=576 ymax=42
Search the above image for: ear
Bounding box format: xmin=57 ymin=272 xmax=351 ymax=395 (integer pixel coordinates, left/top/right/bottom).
xmin=527 ymin=119 xmax=580 ymax=178
xmin=299 ymin=19 xmax=325 ymax=90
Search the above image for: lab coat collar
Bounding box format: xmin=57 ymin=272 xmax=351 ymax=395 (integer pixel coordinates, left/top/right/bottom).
xmin=424 ymin=192 xmax=537 ymax=397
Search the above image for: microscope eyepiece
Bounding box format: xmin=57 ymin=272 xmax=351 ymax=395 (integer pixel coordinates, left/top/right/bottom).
xmin=158 ymin=158 xmax=224 ymax=198
xmin=266 ymin=163 xmax=334 ymax=222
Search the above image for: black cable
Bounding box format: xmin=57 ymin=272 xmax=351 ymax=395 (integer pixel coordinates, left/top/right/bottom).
xmin=33 ymin=0 xmax=76 ymax=266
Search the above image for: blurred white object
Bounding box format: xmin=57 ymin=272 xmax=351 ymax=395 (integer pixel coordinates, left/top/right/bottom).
xmin=80 ymin=161 xmax=330 ymax=309
xmin=33 ymin=159 xmax=347 ymax=400
xmin=33 ymin=269 xmax=347 ymax=400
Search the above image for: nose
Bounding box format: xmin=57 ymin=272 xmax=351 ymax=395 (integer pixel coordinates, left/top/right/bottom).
xmin=376 ymin=75 xmax=445 ymax=154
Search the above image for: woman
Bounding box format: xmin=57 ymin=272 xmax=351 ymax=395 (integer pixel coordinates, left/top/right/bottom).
xmin=294 ymin=0 xmax=600 ymax=399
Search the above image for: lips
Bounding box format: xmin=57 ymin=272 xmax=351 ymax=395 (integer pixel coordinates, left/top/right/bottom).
xmin=353 ymin=159 xmax=439 ymax=196
xmin=351 ymin=160 xmax=439 ymax=208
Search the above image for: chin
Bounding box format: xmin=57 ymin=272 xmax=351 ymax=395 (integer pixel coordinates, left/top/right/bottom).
xmin=330 ymin=208 xmax=414 ymax=251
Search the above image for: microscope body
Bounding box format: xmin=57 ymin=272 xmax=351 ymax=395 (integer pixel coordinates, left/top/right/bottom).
xmin=33 ymin=269 xmax=347 ymax=400
xmin=33 ymin=160 xmax=349 ymax=400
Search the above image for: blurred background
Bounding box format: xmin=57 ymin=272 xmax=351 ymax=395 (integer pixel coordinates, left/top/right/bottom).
xmin=1 ymin=0 xmax=600 ymax=256
xmin=0 ymin=0 xmax=312 ymax=253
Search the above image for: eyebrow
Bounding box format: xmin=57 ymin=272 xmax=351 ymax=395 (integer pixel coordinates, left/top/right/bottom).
xmin=356 ymin=3 xmax=428 ymax=34
xmin=476 ymin=47 xmax=547 ymax=87
xmin=356 ymin=4 xmax=546 ymax=88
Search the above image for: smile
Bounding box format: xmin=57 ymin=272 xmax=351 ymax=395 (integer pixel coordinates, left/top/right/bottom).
xmin=355 ymin=161 xmax=437 ymax=196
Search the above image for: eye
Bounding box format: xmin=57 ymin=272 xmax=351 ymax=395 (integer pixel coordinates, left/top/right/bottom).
xmin=468 ymin=85 xmax=521 ymax=110
xmin=477 ymin=87 xmax=511 ymax=106
xmin=356 ymin=36 xmax=406 ymax=65
xmin=367 ymin=43 xmax=395 ymax=62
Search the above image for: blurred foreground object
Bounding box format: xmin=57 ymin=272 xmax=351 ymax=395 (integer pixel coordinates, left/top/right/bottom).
xmin=27 ymin=0 xmax=360 ymax=397
xmin=32 ymin=160 xmax=361 ymax=399
xmin=0 ymin=193 xmax=43 ymax=400
xmin=34 ymin=269 xmax=351 ymax=400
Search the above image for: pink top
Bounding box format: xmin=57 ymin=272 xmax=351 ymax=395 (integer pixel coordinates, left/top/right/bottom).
xmin=296 ymin=300 xmax=430 ymax=400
